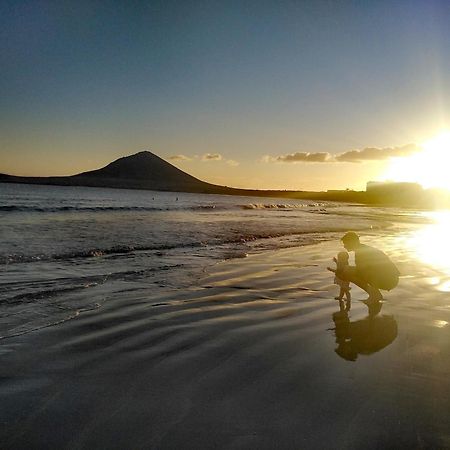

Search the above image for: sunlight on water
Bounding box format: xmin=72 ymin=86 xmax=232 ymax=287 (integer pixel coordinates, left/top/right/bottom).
xmin=409 ymin=211 xmax=450 ymax=284
xmin=433 ymin=320 xmax=448 ymax=328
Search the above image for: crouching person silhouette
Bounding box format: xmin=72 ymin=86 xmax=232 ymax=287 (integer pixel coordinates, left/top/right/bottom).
xmin=336 ymin=232 xmax=400 ymax=305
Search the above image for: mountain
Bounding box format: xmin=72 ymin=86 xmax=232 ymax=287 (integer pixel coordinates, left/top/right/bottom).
xmin=71 ymin=151 xmax=220 ymax=192
xmin=0 ymin=151 xmax=230 ymax=194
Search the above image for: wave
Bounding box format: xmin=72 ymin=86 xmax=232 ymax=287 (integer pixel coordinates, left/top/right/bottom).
xmin=0 ymin=223 xmax=375 ymax=266
xmin=0 ymin=202 xmax=327 ymax=214
xmin=239 ymin=203 xmax=326 ymax=210
xmin=0 ymin=205 xmax=176 ymax=213
xmin=0 ymin=204 xmax=231 ymax=213
xmin=1 ymin=242 xmax=207 ymax=265
xmin=2 ymin=264 xmax=183 ymax=306
xmin=1 ymin=231 xmax=324 ymax=265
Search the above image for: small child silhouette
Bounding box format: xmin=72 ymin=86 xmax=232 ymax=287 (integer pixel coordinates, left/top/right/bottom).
xmin=327 ymin=251 xmax=351 ymax=308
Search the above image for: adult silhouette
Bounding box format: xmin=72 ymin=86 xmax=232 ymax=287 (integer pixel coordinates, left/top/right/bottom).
xmin=337 ymin=232 xmax=400 ymax=303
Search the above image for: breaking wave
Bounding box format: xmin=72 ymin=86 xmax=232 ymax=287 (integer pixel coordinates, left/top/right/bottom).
xmin=240 ymin=203 xmax=326 ymax=210
xmin=1 ymin=226 xmax=369 ymax=266
xmin=0 ymin=202 xmax=327 ymax=214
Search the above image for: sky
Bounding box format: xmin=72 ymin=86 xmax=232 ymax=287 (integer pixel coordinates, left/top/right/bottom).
xmin=1 ymin=0 xmax=450 ymax=190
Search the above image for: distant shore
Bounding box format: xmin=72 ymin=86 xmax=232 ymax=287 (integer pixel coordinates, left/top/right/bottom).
xmin=1 ymin=176 xmax=447 ymax=209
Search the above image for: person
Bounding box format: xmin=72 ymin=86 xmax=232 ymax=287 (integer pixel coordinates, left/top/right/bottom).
xmin=327 ymin=251 xmax=351 ymax=308
xmin=336 ymin=231 xmax=399 ymax=304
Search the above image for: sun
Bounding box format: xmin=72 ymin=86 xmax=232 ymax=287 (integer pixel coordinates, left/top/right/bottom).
xmin=383 ymin=132 xmax=450 ymax=190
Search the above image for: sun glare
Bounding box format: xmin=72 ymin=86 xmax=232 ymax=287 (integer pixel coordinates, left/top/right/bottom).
xmin=408 ymin=211 xmax=450 ymax=288
xmin=383 ymin=132 xmax=450 ymax=190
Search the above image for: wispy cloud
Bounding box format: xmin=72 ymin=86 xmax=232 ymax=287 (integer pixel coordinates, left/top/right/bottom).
xmin=167 ymin=154 xmax=192 ymax=161
xmin=276 ymin=152 xmax=331 ymax=163
xmin=202 ymin=153 xmax=223 ymax=161
xmin=261 ymin=155 xmax=274 ymax=163
xmin=261 ymin=152 xmax=331 ymax=163
xmin=335 ymin=144 xmax=421 ymax=162
xmin=226 ymin=159 xmax=239 ymax=166
xmin=264 ymin=144 xmax=421 ymax=164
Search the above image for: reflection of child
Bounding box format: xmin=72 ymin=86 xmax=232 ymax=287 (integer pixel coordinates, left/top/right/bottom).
xmin=327 ymin=251 xmax=351 ymax=305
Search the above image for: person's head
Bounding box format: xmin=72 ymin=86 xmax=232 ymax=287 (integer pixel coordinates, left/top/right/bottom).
xmin=341 ymin=231 xmax=360 ymax=251
xmin=337 ymin=251 xmax=349 ymax=264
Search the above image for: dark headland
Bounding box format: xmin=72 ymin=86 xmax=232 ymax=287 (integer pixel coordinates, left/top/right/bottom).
xmin=0 ymin=150 xmax=448 ymax=207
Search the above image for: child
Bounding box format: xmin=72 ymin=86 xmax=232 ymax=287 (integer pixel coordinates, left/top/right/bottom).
xmin=327 ymin=251 xmax=351 ymax=308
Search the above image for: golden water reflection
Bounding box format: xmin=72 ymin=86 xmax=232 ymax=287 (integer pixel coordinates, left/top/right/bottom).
xmin=433 ymin=320 xmax=448 ymax=328
xmin=408 ymin=210 xmax=450 ymax=282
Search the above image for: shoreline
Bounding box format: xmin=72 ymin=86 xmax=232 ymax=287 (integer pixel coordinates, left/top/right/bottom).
xmin=1 ymin=230 xmax=449 ymax=448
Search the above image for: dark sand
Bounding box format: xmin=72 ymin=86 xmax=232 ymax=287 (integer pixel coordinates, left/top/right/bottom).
xmin=1 ymin=233 xmax=450 ymax=449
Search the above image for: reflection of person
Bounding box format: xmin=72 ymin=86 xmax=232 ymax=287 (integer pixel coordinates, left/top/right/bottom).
xmin=327 ymin=251 xmax=351 ymax=308
xmin=331 ymin=307 xmax=398 ymax=361
xmin=337 ymin=232 xmax=399 ymax=304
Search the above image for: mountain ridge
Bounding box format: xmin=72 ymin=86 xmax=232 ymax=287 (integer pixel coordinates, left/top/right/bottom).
xmin=0 ymin=151 xmax=228 ymax=194
xmin=70 ymin=150 xmax=217 ymax=192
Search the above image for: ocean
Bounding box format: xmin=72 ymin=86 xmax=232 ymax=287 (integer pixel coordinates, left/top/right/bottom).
xmin=0 ymin=183 xmax=427 ymax=339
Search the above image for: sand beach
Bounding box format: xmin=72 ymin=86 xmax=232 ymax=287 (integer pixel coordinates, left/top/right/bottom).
xmin=1 ymin=228 xmax=449 ymax=449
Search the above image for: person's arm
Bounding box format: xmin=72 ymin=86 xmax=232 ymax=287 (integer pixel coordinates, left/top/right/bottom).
xmin=354 ymin=247 xmax=371 ymax=273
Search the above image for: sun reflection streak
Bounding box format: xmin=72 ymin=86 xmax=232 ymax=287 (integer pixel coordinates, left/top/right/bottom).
xmin=408 ymin=210 xmax=450 ymax=277
xmin=433 ymin=320 xmax=448 ymax=328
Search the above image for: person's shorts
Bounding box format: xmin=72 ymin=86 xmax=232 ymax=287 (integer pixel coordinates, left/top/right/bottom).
xmin=358 ymin=267 xmax=399 ymax=291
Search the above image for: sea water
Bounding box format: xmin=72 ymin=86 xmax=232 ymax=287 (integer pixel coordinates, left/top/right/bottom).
xmin=0 ymin=183 xmax=426 ymax=338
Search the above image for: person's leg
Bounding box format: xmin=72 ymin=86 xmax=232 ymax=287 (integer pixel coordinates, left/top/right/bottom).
xmin=335 ymin=287 xmax=344 ymax=300
xmin=344 ymin=289 xmax=351 ymax=311
xmin=340 ymin=267 xmax=382 ymax=301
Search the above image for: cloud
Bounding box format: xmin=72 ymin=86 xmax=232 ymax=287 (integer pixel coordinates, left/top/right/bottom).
xmin=202 ymin=153 xmax=223 ymax=161
xmin=276 ymin=152 xmax=331 ymax=163
xmin=335 ymin=144 xmax=421 ymax=162
xmin=226 ymin=159 xmax=239 ymax=166
xmin=167 ymin=154 xmax=191 ymax=161
xmin=264 ymin=143 xmax=421 ymax=164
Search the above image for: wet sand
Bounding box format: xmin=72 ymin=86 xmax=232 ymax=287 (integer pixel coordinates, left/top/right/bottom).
xmin=1 ymin=232 xmax=450 ymax=449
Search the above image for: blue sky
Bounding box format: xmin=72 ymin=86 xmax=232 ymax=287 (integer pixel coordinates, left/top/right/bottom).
xmin=1 ymin=0 xmax=450 ymax=189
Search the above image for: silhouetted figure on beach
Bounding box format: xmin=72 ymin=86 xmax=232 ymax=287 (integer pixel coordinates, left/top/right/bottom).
xmin=331 ymin=307 xmax=398 ymax=361
xmin=331 ymin=232 xmax=400 ymax=305
xmin=328 ymin=251 xmax=351 ymax=310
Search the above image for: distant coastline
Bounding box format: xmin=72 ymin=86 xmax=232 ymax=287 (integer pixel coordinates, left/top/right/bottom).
xmin=1 ymin=151 xmax=448 ymax=208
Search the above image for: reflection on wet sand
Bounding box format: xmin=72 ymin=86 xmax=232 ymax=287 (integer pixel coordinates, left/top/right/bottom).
xmin=331 ymin=301 xmax=398 ymax=361
xmin=409 ymin=210 xmax=450 ymax=277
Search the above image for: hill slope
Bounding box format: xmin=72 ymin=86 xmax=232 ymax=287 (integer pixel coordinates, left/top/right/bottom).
xmin=71 ymin=151 xmax=217 ymax=192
